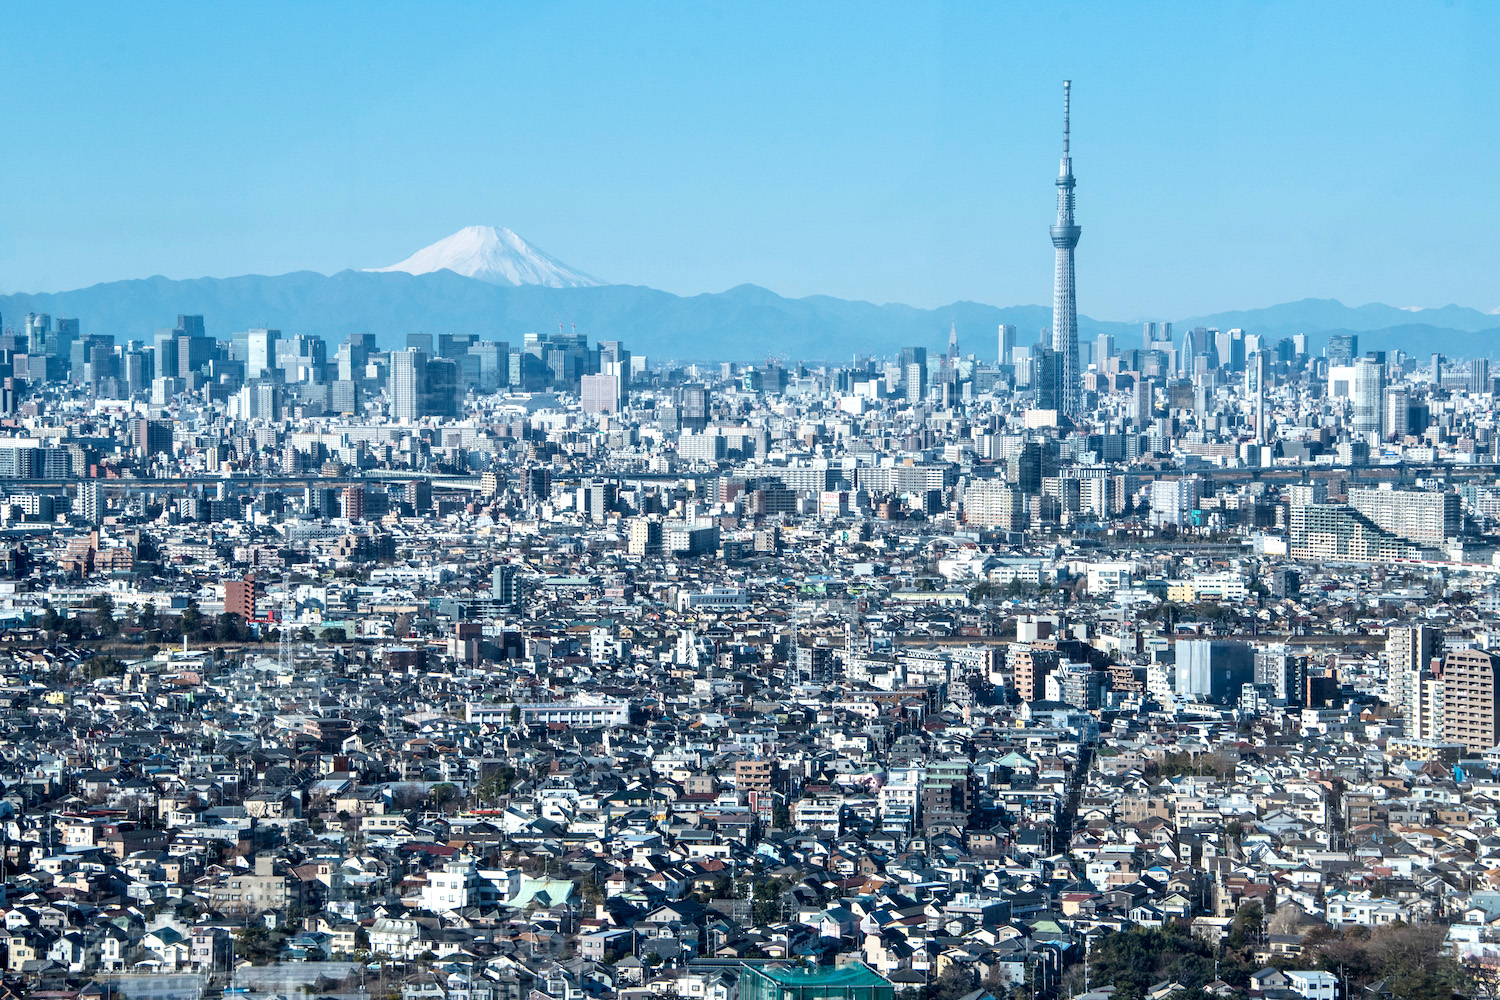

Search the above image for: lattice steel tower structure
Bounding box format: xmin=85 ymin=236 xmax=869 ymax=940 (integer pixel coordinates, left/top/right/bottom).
xmin=1050 ymin=80 xmax=1082 ymax=417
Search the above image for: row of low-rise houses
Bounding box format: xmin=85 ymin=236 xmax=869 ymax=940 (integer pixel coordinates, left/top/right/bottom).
xmin=3 ymin=318 xmax=1500 ymax=1000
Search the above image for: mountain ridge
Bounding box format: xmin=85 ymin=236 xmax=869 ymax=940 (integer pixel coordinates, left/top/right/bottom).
xmin=0 ymin=270 xmax=1495 ymax=362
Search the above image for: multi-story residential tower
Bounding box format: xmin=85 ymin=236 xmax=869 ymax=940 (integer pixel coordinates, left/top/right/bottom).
xmin=1387 ymin=625 xmax=1441 ymax=733
xmin=1441 ymin=648 xmax=1500 ymax=753
xmin=1050 ymin=80 xmax=1081 ymax=417
xmin=1352 ymin=356 xmax=1385 ymax=442
xmin=391 ymin=349 xmax=427 ymax=422
xmin=1347 ymin=486 xmax=1460 ymax=546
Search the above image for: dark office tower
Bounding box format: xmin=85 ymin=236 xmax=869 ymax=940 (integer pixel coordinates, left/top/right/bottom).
xmin=425 ymin=358 xmax=461 ymax=418
xmin=134 ymin=418 xmax=174 ymax=458
xmin=176 ymin=315 xmax=205 ymax=338
xmin=1033 ymin=346 xmax=1062 ymax=411
xmin=681 ymin=383 xmax=710 ymax=432
xmin=1049 ymin=81 xmax=1081 ymax=417
xmin=407 ymin=333 xmax=434 ymax=354
xmin=87 ymin=342 xmax=118 ymax=389
xmin=525 ymin=467 xmax=553 ymax=501
xmin=70 ymin=336 xmax=114 ymax=385
xmin=1008 ymin=441 xmax=1043 ymax=494
xmin=154 ymin=330 xmax=179 ymax=380
xmin=899 ymin=346 xmax=927 ymax=371
xmin=331 ymin=380 xmax=360 ymax=414
xmin=178 ymin=334 xmax=216 ymax=378
xmin=405 ymin=479 xmax=433 ymax=513
xmin=342 ymin=332 xmax=376 ymax=355
xmin=53 ymin=317 xmax=77 ymax=350
xmin=439 ymin=333 xmax=477 ymax=359
xmin=1326 ymin=334 xmax=1358 ymax=366
xmin=467 ymin=341 xmax=504 ymax=391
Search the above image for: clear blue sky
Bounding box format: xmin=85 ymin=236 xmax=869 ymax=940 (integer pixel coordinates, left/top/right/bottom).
xmin=2 ymin=1 xmax=1496 ymax=318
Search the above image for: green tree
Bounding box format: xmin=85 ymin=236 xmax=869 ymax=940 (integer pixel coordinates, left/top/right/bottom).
xmin=1083 ymin=926 xmax=1218 ymax=1000
xmin=180 ymin=599 xmax=203 ymax=637
xmin=215 ymin=612 xmax=245 ymax=643
xmin=475 ymin=766 xmax=516 ymax=804
xmin=1227 ymin=899 xmax=1263 ymax=950
xmin=91 ymin=594 xmax=118 ymax=637
xmin=233 ymin=924 xmax=285 ymax=965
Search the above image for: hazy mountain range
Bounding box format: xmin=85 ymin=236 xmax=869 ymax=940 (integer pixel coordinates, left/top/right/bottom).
xmin=1 ymin=226 xmax=1496 ymax=362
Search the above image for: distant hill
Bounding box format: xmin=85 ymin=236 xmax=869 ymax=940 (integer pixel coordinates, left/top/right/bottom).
xmin=1181 ymin=298 xmax=1499 ymax=336
xmin=0 ymin=271 xmax=1493 ymax=362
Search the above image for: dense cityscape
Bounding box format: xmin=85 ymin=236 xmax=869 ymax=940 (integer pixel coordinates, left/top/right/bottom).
xmin=1 ymin=65 xmax=1498 ymax=1000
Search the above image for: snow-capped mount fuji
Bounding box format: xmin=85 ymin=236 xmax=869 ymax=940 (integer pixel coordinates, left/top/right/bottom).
xmin=366 ymin=225 xmax=603 ymax=288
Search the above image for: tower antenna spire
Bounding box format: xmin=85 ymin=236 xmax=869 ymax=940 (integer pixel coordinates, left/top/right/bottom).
xmin=1063 ymin=80 xmax=1071 ymax=157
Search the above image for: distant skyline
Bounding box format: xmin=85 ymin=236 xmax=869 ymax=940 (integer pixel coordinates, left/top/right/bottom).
xmin=2 ymin=2 xmax=1497 ymax=319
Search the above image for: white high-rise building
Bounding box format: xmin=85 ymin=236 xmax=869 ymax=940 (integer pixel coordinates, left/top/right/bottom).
xmin=1352 ymin=356 xmax=1384 ymax=442
xmin=391 ymin=349 xmax=426 ymax=422
xmin=1150 ymin=478 xmax=1198 ymax=528
xmin=73 ymin=481 xmax=104 ymax=525
xmin=1386 ymin=625 xmax=1440 ymax=733
xmin=1348 ymin=486 xmax=1460 ymax=546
